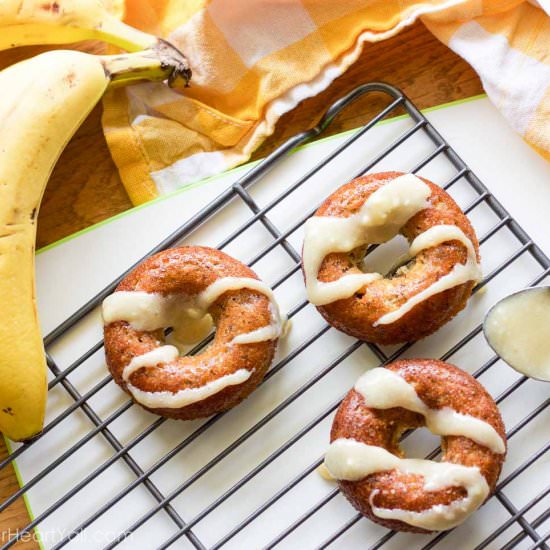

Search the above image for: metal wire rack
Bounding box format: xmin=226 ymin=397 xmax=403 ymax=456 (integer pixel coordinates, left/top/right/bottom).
xmin=2 ymin=82 xmax=550 ymax=549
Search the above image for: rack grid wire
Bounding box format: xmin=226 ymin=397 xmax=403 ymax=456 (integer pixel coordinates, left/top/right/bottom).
xmin=2 ymin=82 xmax=550 ymax=550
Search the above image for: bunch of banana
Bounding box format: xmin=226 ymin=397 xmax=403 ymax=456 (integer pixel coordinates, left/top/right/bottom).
xmin=0 ymin=6 xmax=191 ymax=441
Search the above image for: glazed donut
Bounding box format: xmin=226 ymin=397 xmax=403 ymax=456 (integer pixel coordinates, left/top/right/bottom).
xmin=302 ymin=171 xmax=481 ymax=344
xmin=325 ymin=359 xmax=506 ymax=532
xmin=102 ymin=246 xmax=283 ymax=420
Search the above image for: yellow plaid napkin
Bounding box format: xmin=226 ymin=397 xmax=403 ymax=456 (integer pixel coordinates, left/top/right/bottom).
xmin=102 ymin=0 xmax=550 ymax=205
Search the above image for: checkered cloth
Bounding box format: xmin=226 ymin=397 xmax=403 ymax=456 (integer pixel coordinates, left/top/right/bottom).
xmin=103 ymin=0 xmax=550 ymax=205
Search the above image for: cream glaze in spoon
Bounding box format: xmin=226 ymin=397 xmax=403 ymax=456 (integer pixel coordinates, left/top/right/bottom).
xmin=483 ymin=286 xmax=550 ymax=382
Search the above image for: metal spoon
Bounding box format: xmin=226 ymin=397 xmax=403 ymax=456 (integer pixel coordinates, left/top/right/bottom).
xmin=483 ymin=286 xmax=550 ymax=382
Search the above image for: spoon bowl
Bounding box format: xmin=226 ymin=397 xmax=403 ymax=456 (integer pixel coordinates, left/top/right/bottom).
xmin=483 ymin=286 xmax=550 ymax=383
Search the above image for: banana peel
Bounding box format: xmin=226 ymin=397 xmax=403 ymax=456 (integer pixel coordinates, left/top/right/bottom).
xmin=0 ymin=0 xmax=158 ymax=51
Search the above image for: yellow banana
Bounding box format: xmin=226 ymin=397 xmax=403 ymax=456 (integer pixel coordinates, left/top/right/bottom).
xmin=0 ymin=44 xmax=190 ymax=441
xmin=0 ymin=0 xmax=157 ymax=51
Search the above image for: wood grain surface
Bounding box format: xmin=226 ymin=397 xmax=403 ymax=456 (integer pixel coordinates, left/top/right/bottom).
xmin=0 ymin=21 xmax=482 ymax=547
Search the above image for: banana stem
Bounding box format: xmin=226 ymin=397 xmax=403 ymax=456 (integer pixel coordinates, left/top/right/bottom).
xmin=96 ymin=14 xmax=159 ymax=52
xmin=101 ymin=40 xmax=191 ymax=87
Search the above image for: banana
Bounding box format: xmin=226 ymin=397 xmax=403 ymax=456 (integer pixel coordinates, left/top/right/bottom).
xmin=0 ymin=44 xmax=190 ymax=441
xmin=0 ymin=0 xmax=158 ymax=51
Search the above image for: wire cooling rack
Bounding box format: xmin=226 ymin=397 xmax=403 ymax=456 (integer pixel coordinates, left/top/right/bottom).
xmin=2 ymin=82 xmax=550 ymax=550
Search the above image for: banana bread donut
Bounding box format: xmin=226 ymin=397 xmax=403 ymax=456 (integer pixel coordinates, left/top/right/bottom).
xmin=302 ymin=171 xmax=481 ymax=344
xmin=325 ymin=359 xmax=506 ymax=533
xmin=102 ymin=246 xmax=283 ymax=420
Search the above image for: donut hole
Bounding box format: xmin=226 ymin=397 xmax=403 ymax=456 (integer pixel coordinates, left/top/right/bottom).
xmin=354 ymin=234 xmax=411 ymax=278
xmin=163 ymin=313 xmax=215 ymax=355
xmin=400 ymin=426 xmax=442 ymax=460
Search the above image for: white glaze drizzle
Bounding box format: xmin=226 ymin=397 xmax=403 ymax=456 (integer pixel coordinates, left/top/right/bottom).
xmin=127 ymin=368 xmax=251 ymax=409
xmin=123 ymin=345 xmax=179 ymax=381
xmin=325 ymin=438 xmax=489 ymax=531
xmin=102 ymin=291 xmax=182 ymax=332
xmin=232 ymin=302 xmax=280 ymax=344
xmin=120 ymin=345 xmax=252 ymax=409
xmin=102 ymin=276 xmax=285 ymax=347
xmin=317 ymin=463 xmax=336 ymax=481
xmin=354 ymin=368 xmax=505 ymax=454
xmin=302 ymin=174 xmax=431 ymax=306
xmin=374 ymin=224 xmax=481 ymax=326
